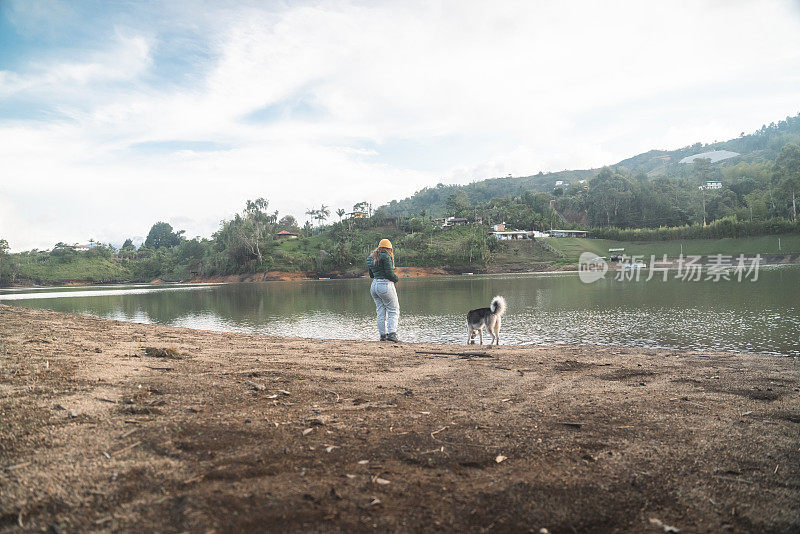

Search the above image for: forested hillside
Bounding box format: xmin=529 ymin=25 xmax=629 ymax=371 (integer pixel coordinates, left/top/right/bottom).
xmin=378 ymin=169 xmax=595 ymax=217
xmin=378 ymin=113 xmax=800 ymax=219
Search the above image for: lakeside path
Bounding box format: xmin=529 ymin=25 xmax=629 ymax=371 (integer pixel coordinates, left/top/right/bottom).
xmin=1 ymin=305 xmax=798 ymax=533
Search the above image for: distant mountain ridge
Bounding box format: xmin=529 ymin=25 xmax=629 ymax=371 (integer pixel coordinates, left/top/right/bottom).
xmin=378 ymin=113 xmax=800 ymax=217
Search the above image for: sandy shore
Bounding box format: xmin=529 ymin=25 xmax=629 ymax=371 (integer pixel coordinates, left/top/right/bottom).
xmin=1 ymin=304 xmax=798 ymax=533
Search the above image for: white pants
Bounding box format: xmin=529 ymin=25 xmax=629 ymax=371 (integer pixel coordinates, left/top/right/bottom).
xmin=370 ymin=279 xmax=399 ymax=335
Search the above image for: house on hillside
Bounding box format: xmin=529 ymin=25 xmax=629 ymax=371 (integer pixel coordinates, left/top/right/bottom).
xmin=490 ymin=222 xmax=533 ymax=240
xmin=441 ymin=217 xmax=468 ymax=229
xmin=276 ymin=230 xmax=298 ymax=239
xmin=700 ymin=180 xmax=723 ymax=190
xmin=491 ymin=230 xmax=531 ymax=240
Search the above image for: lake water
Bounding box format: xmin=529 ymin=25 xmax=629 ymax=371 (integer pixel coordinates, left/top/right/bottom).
xmin=2 ymin=268 xmax=799 ymax=356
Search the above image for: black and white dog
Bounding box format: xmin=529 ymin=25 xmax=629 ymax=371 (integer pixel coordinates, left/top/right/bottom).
xmin=466 ymin=296 xmax=507 ymax=345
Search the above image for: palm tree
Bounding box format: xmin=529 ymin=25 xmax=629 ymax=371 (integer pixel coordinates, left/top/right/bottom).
xmin=305 ymin=208 xmax=319 ymax=229
xmin=336 ymin=208 xmax=346 ymax=221
xmin=316 ymin=204 xmax=330 ymax=227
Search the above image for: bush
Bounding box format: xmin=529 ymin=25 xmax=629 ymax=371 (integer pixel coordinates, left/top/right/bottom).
xmin=591 ymin=217 xmax=800 ymax=241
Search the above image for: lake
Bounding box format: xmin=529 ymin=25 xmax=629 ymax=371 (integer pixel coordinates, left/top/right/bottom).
xmin=2 ymin=268 xmax=799 ymax=356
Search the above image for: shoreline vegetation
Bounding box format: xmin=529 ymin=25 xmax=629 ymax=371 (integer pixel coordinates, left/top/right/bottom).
xmin=1 ymin=304 xmax=799 ymax=531
xmin=2 ymin=210 xmax=799 ymax=287
xmin=7 ymin=239 xmax=800 ymax=287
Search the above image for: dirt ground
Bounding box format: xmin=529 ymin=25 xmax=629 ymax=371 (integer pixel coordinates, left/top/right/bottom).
xmin=1 ymin=304 xmax=798 ymax=533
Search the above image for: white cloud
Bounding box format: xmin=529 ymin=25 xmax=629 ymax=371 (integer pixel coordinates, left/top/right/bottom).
xmin=0 ymin=32 xmax=152 ymax=100
xmin=2 ymin=0 xmax=800 ymax=250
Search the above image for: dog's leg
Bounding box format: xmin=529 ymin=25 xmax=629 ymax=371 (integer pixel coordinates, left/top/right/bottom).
xmin=478 ymin=327 xmax=483 ymax=345
xmin=484 ymin=319 xmax=494 ymax=346
xmin=494 ymin=317 xmax=501 ymax=345
xmin=467 ymin=324 xmax=473 ymax=345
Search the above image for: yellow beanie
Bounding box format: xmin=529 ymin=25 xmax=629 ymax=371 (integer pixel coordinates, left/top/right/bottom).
xmin=378 ymin=239 xmax=392 ymax=249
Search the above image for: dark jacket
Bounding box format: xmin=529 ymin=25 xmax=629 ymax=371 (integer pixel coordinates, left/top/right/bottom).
xmin=367 ymin=251 xmax=399 ymax=282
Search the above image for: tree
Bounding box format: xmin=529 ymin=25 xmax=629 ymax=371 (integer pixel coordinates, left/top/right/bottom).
xmin=446 ymin=190 xmax=470 ymax=216
xmin=693 ymin=157 xmax=713 ymax=184
xmin=305 ymin=208 xmax=318 ymax=229
xmin=776 ymin=142 xmax=800 ymax=220
xmin=51 ymin=242 xmax=78 ymax=263
xmin=278 ymin=215 xmax=300 ymax=233
xmin=336 ymin=208 xmax=346 ymax=221
xmin=240 ymin=198 xmax=278 ymax=264
xmin=213 ymin=198 xmax=278 ymax=270
xmin=0 ymin=239 xmax=8 ymax=285
xmin=587 ymin=168 xmax=636 ymax=227
xmin=0 ymin=239 xmax=19 ymax=286
xmin=314 ymin=204 xmax=330 ymax=227
xmin=144 ymin=222 xmax=185 ymax=249
xmin=743 ymin=190 xmax=769 ymax=221
xmin=121 ymin=238 xmax=135 ymax=251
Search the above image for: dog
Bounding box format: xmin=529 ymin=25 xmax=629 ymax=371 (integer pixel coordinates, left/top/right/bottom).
xmin=467 ymin=296 xmax=507 ymax=345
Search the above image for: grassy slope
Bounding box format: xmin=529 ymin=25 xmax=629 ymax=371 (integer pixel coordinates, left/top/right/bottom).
xmin=17 ymin=256 xmax=132 ymax=284
xmin=544 ymin=235 xmax=800 ymax=260
xmin=489 ymin=240 xmax=559 ymax=269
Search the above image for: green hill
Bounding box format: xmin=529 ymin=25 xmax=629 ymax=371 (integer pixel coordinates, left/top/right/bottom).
xmin=377 ymin=113 xmax=800 ymax=218
xmin=378 ymin=169 xmax=595 ymax=218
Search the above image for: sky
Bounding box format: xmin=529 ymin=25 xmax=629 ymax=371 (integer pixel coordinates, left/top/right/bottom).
xmin=2 ymin=0 xmax=800 ymax=251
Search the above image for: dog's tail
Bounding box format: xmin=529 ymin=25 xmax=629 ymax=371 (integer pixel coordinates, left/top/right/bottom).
xmin=490 ymin=295 xmax=506 ymax=316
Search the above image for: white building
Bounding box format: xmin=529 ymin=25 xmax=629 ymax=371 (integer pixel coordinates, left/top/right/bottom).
xmin=441 ymin=216 xmax=468 ymax=229
xmin=491 ymin=230 xmax=531 ymax=240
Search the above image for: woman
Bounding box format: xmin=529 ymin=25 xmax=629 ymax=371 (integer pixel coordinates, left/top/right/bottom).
xmin=367 ymin=239 xmax=400 ymax=342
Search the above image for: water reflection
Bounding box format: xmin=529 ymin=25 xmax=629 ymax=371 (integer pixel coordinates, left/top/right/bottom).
xmin=2 ymin=269 xmax=799 ymax=355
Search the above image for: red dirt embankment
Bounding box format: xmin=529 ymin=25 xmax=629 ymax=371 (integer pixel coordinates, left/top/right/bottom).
xmin=183 ymin=271 xmax=310 ymax=283
xmin=1 ymin=304 xmax=799 ymax=532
